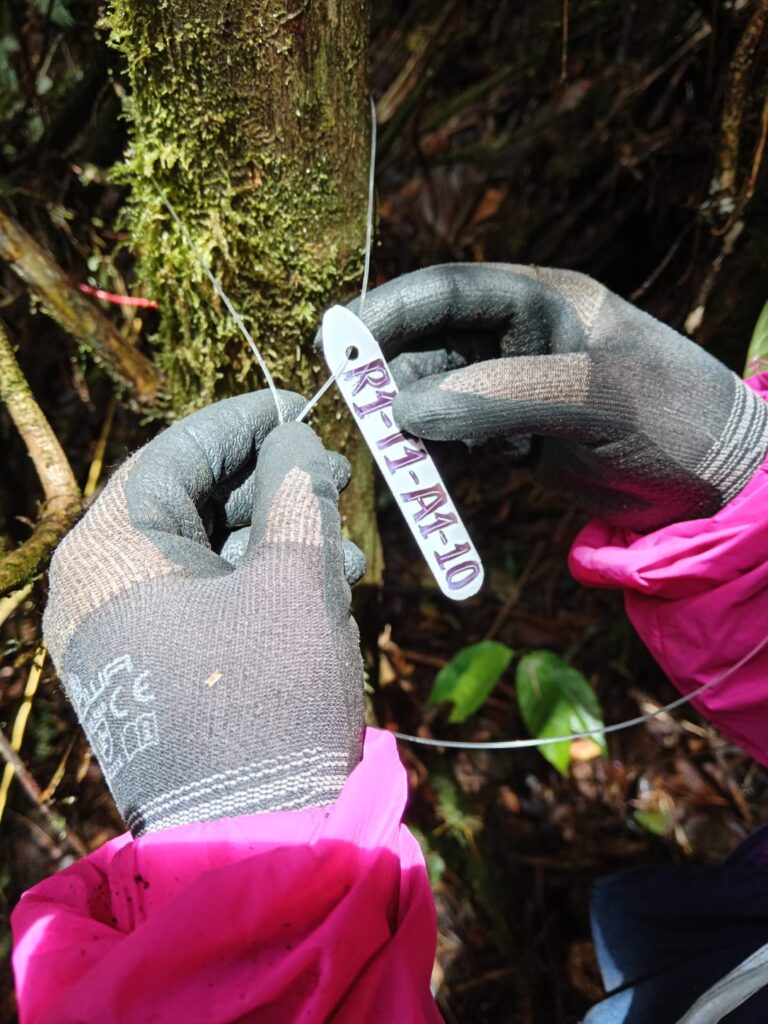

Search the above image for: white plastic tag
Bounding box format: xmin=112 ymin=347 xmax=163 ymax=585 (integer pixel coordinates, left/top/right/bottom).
xmin=323 ymin=305 xmax=484 ymax=601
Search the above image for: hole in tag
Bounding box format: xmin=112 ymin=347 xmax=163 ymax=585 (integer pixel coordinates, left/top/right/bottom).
xmin=322 ymin=305 xmax=485 ymax=602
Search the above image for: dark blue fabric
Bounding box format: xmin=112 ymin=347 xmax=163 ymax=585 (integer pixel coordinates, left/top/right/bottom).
xmin=584 ymin=829 xmax=768 ymax=1024
xmin=727 ymin=825 xmax=768 ymax=867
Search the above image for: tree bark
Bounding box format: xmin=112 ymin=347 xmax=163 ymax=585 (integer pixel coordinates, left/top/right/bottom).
xmin=107 ymin=0 xmax=380 ymax=572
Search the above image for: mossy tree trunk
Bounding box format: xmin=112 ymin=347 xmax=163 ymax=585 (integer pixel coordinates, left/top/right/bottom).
xmin=107 ymin=0 xmax=379 ymax=570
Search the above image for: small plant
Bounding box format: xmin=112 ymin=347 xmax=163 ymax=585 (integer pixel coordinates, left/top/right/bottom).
xmin=428 ymin=644 xmax=607 ymax=776
xmin=745 ymin=300 xmax=768 ymax=378
xmin=428 ymin=641 xmax=514 ymax=724
xmin=516 ymin=651 xmax=607 ymax=776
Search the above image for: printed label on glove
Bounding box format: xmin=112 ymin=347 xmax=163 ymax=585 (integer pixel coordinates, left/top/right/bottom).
xmin=323 ymin=305 xmax=484 ymax=600
xmin=68 ymin=654 xmax=159 ymax=777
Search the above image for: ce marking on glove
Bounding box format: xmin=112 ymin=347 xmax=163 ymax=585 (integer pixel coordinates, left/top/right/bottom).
xmin=68 ymin=655 xmax=159 ymax=776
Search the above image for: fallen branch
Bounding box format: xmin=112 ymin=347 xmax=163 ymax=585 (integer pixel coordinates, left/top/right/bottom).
xmin=0 ymin=725 xmax=88 ymax=859
xmin=688 ymin=4 xmax=768 ymax=329
xmin=0 ymin=207 xmax=161 ymax=403
xmin=712 ymin=0 xmax=768 ymax=215
xmin=0 ymin=581 xmax=33 ymax=630
xmin=0 ymin=644 xmax=46 ymax=826
xmin=0 ymin=516 xmax=76 ymax=597
xmin=0 ymin=320 xmax=82 ymax=595
xmin=376 ymin=2 xmax=457 ymax=125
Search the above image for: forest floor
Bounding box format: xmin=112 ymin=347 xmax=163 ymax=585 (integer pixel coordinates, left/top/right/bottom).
xmin=374 ymin=451 xmax=768 ymax=1022
xmin=2 ymin=2 xmax=768 ymax=1022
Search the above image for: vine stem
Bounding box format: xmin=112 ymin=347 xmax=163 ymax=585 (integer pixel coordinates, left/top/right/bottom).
xmin=0 ymin=320 xmax=82 ymax=595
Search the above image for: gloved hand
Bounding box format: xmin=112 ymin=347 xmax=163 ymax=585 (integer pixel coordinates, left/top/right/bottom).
xmin=339 ymin=265 xmax=768 ymax=531
xmin=43 ymin=391 xmax=366 ymax=835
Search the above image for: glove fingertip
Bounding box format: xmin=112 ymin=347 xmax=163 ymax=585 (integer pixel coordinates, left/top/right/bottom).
xmin=389 ymin=349 xmax=458 ymax=388
xmin=242 ymin=421 xmax=344 ymax=567
xmin=392 ymin=385 xmax=460 ymax=441
xmin=342 ymin=540 xmax=366 ymax=586
xmin=328 ymin=451 xmax=352 ymax=492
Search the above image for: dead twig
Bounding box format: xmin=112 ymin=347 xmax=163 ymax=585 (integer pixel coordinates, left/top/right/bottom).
xmin=686 ymin=4 xmax=768 ymax=328
xmin=0 ymin=319 xmax=82 ymax=595
xmin=608 ymin=19 xmax=712 ymax=113
xmin=0 ymin=514 xmax=76 ymax=597
xmin=0 ymin=207 xmax=161 ymax=403
xmin=485 ymin=539 xmax=548 ymax=641
xmin=451 ymin=966 xmax=516 ymax=995
xmin=0 ymin=727 xmax=87 ymax=858
xmin=39 ymin=734 xmax=77 ymax=803
xmin=394 ymin=647 xmax=448 ymax=670
xmin=376 ymin=2 xmax=458 ymax=126
xmin=714 ymin=0 xmax=768 ymax=205
xmin=0 ymin=581 xmax=33 ymax=630
xmin=713 ymin=87 xmax=768 ymax=237
xmin=630 ymin=223 xmax=693 ymax=302
xmin=560 ymin=0 xmax=569 ymax=82
xmin=84 ymin=395 xmax=117 ymax=499
xmin=685 ymin=219 xmax=744 ymax=334
xmin=0 ymin=721 xmax=44 ymax=806
xmin=421 ymin=64 xmax=515 ymax=135
xmin=739 ymin=90 xmax=768 ymax=213
xmin=0 ymin=644 xmax=46 ymax=825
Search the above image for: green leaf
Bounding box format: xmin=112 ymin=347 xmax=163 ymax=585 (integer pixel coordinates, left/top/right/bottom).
xmin=515 ymin=651 xmax=607 ymax=776
xmin=745 ymin=300 xmax=768 ymax=379
xmin=431 ymin=772 xmax=482 ymax=848
xmin=428 ymin=641 xmax=514 ymax=724
xmin=633 ymin=809 xmax=668 ymax=837
xmin=34 ymin=0 xmax=74 ymax=29
xmin=407 ymin=825 xmax=447 ymax=888
xmin=36 ymin=72 xmax=53 ymax=97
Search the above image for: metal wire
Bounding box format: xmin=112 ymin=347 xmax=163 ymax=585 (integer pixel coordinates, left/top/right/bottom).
xmin=393 ymin=630 xmax=768 ymax=750
xmin=295 ymin=94 xmax=378 ymax=423
xmin=358 ymin=94 xmax=377 ymax=317
xmin=152 ymin=177 xmax=285 ymax=423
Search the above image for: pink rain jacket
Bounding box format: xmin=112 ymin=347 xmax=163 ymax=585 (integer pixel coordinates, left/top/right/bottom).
xmin=11 ymin=373 xmax=768 ymax=1024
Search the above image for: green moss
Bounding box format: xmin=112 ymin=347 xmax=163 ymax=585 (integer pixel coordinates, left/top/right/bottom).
xmin=107 ymin=0 xmax=369 ymax=416
xmin=117 ymin=148 xmax=364 ymax=414
xmin=105 ymin=1 xmax=380 ymax=574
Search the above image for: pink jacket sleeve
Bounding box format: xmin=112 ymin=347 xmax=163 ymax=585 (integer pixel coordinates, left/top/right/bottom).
xmin=11 ymin=728 xmax=442 ymax=1024
xmin=569 ymin=372 xmax=768 ymax=765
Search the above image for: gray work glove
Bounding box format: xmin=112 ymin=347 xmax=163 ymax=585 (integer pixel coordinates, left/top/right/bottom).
xmin=343 ymin=264 xmax=768 ymax=532
xmin=43 ymin=391 xmax=365 ymax=835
